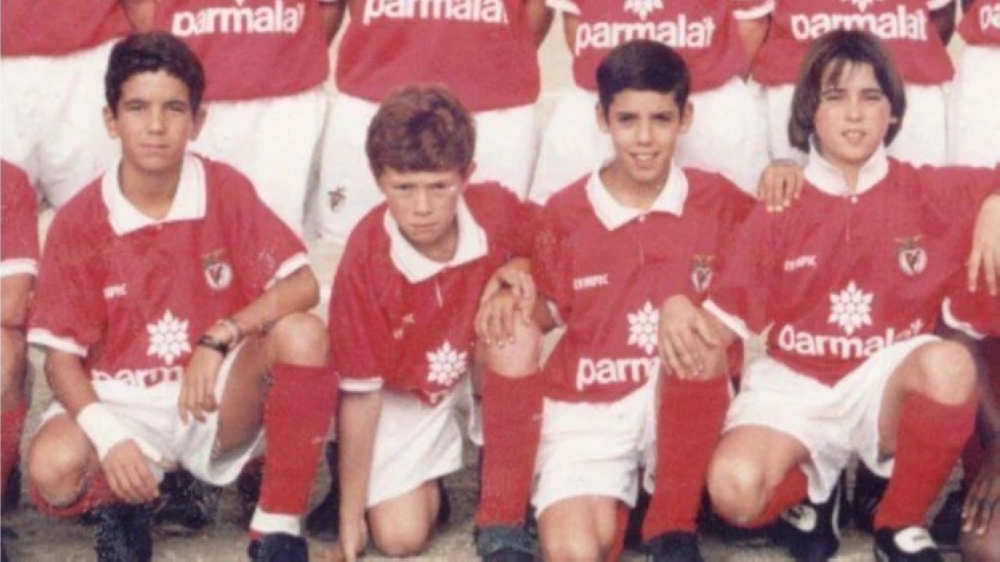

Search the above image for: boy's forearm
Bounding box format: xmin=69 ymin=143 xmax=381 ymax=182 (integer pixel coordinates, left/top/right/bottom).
xmin=736 ymin=16 xmax=770 ymax=71
xmin=525 ymin=0 xmax=553 ymax=48
xmin=210 ymin=267 xmax=319 ymax=345
xmin=338 ymin=390 xmax=382 ymax=523
xmin=45 ymin=350 xmax=101 ymax=418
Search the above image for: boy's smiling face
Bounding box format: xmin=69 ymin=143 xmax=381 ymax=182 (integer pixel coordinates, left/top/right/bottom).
xmin=813 ymin=61 xmax=894 ymax=174
xmin=104 ymin=69 xmax=205 ymax=178
xmin=598 ymin=89 xmax=691 ymax=192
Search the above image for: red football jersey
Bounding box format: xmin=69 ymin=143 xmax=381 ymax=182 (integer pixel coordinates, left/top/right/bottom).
xmin=739 ymin=0 xmax=954 ymax=86
xmin=959 ymin=0 xmax=1000 ymax=45
xmin=330 ymin=184 xmax=537 ymax=405
xmin=1 ymin=1 xmax=131 ymax=56
xmin=334 ymin=0 xmax=540 ymax=111
xmin=151 ymin=0 xmax=330 ymax=101
xmin=535 ymin=166 xmax=754 ymax=403
xmin=557 ymin=0 xmax=748 ymax=93
xmin=707 ymin=155 xmax=999 ymax=386
xmin=0 ymin=161 xmax=39 ymax=278
xmin=28 ymin=155 xmax=308 ymax=387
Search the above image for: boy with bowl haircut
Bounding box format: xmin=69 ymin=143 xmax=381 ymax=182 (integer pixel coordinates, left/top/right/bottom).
xmin=330 ymin=84 xmax=543 ymax=561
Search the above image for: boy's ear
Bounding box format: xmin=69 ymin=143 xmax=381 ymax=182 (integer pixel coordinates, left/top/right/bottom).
xmin=189 ymin=107 xmax=208 ymax=140
xmin=680 ymin=102 xmax=694 ymax=133
xmin=103 ymin=106 xmax=119 ymax=140
xmin=595 ymin=102 xmax=610 ymax=133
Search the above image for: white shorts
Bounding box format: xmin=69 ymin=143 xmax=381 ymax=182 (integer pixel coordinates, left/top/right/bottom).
xmin=532 ymin=375 xmax=659 ymax=516
xmin=1 ymin=40 xmax=121 ymax=207
xmin=725 ymin=335 xmax=936 ymax=503
xmin=366 ymin=379 xmax=476 ymax=507
xmin=39 ymin=345 xmax=262 ymax=487
xmin=308 ymin=94 xmax=539 ymax=245
xmin=947 ymin=45 xmax=1000 ymax=166
xmin=529 ymin=80 xmax=768 ymax=204
xmin=190 ymin=85 xmax=328 ymax=236
xmin=761 ymin=83 xmax=948 ymax=166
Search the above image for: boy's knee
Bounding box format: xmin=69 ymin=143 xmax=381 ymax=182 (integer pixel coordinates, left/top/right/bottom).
xmin=268 ymin=312 xmax=328 ymax=364
xmin=541 ymin=530 xmax=603 ymax=562
xmin=707 ymin=455 xmax=767 ymax=523
xmin=961 ymin=529 xmax=1000 ymax=562
xmin=370 ymin=520 xmax=432 ymax=558
xmin=914 ymin=340 xmax=978 ymax=404
xmin=28 ymin=445 xmax=87 ymax=504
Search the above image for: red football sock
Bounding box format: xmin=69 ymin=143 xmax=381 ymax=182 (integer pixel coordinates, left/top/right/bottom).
xmin=258 ymin=363 xmax=338 ymax=517
xmin=475 ymin=369 xmax=543 ymax=527
xmin=875 ymin=392 xmax=978 ymax=529
xmin=724 ymin=467 xmax=808 ymax=529
xmin=31 ymin=472 xmax=115 ymax=518
xmin=1 ymin=403 xmax=26 ymax=502
xmin=643 ymin=376 xmax=729 ymax=538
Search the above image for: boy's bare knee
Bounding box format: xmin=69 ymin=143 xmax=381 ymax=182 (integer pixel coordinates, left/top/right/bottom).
xmin=542 ymin=530 xmax=603 ymax=562
xmin=28 ymin=444 xmax=87 ymax=504
xmin=370 ymin=520 xmax=432 ymax=558
xmin=914 ymin=341 xmax=978 ymax=404
xmin=961 ymin=529 xmax=1000 ymax=562
xmin=268 ymin=312 xmax=328 ymax=365
xmin=707 ymin=455 xmax=767 ymax=523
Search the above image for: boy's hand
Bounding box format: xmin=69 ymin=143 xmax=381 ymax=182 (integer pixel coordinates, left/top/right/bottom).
xmin=336 ymin=516 xmax=368 ymax=562
xmin=103 ymin=440 xmax=160 ymax=504
xmin=658 ymin=295 xmax=722 ymax=378
xmin=963 ymin=446 xmax=1000 ymax=535
xmin=967 ymin=194 xmax=1000 ymax=295
xmin=757 ymin=159 xmax=804 ymax=213
xmin=477 ymin=262 xmax=537 ymax=345
xmin=179 ymin=346 xmax=225 ymax=423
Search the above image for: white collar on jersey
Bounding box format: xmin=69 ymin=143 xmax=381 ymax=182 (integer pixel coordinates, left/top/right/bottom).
xmin=804 ymin=138 xmax=889 ymax=198
xmin=586 ymin=159 xmax=688 ymax=231
xmin=102 ymin=153 xmax=207 ymax=236
xmin=384 ymin=196 xmax=489 ymax=284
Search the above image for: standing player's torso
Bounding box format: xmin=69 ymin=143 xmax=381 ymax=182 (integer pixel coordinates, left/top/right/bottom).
xmin=153 ymin=0 xmax=329 ymax=101
xmin=753 ymin=0 xmax=954 ymax=85
xmin=335 ymin=0 xmax=540 ymax=111
xmin=1 ymin=0 xmax=131 ymax=56
xmin=568 ymin=0 xmax=746 ymax=93
xmin=959 ymin=0 xmax=1000 ymax=45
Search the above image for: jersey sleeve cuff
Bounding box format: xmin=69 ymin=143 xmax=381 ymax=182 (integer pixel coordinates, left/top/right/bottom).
xmin=27 ymin=328 xmax=88 ymax=356
xmin=0 ymin=258 xmax=38 ymax=279
xmin=546 ymin=0 xmax=580 ymax=15
xmin=703 ymin=300 xmax=752 ymax=340
xmin=267 ymin=252 xmax=311 ymax=288
xmin=340 ymin=377 xmax=384 ymax=393
xmin=732 ymin=0 xmax=775 ymax=20
xmin=941 ymin=297 xmax=986 ymax=340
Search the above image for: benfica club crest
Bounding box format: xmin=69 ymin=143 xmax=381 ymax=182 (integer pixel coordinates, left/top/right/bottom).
xmin=690 ymin=254 xmax=715 ymax=293
xmin=896 ymin=236 xmax=927 ymax=277
xmin=201 ymin=250 xmax=233 ymax=290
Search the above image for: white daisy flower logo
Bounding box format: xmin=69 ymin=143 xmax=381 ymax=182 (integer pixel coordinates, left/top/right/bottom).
xmin=843 ymin=0 xmax=882 ymax=12
xmin=624 ymin=0 xmax=663 ymax=20
xmin=427 ymin=342 xmax=468 ymax=387
xmin=146 ymin=310 xmax=191 ymax=365
xmin=828 ymin=282 xmax=874 ymax=336
xmin=627 ymin=301 xmax=660 ymax=355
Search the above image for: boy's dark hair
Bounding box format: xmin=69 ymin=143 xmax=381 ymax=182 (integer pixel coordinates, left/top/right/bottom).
xmin=366 ymin=85 xmax=476 ymax=179
xmin=596 ymin=40 xmax=691 ymax=115
xmin=105 ymin=32 xmax=205 ymax=115
xmin=789 ymin=29 xmax=906 ymax=151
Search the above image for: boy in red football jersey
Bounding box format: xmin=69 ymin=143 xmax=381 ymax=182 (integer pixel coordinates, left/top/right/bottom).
xmin=329 ymin=85 xmax=543 ymax=562
xmin=24 ymin=33 xmax=337 ymax=562
xmin=658 ymin=29 xmax=1000 ymax=561
xmin=479 ymin=40 xmax=756 ymax=561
